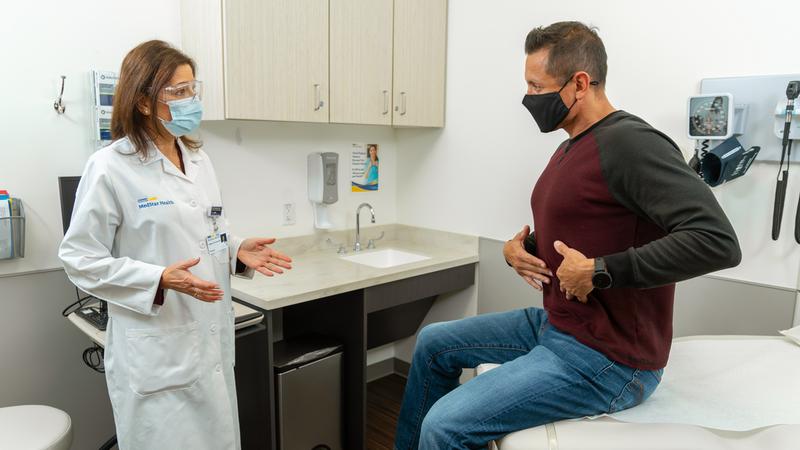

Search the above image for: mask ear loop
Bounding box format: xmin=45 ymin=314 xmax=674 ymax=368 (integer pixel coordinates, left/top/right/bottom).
xmin=566 ymin=78 xmax=601 ymax=110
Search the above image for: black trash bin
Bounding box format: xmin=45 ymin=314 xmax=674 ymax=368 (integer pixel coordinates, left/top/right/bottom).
xmin=273 ymin=334 xmax=343 ymax=450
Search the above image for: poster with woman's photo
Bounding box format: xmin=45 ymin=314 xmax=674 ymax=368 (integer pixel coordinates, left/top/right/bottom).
xmin=351 ymin=143 xmax=379 ymax=192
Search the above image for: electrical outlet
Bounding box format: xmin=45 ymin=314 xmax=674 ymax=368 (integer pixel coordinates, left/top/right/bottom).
xmin=282 ymin=203 xmax=296 ymax=226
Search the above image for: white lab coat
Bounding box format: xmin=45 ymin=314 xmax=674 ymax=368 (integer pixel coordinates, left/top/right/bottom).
xmin=59 ymin=137 xmax=254 ymax=450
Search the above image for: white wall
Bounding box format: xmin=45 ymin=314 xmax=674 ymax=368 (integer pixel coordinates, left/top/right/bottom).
xmin=0 ymin=2 xmax=183 ymax=275
xmin=199 ymin=120 xmax=396 ymax=243
xmin=5 ymin=3 xmax=799 ymax=442
xmin=397 ymin=0 xmax=800 ymax=290
xmin=0 ymin=2 xmax=182 ymax=448
xmin=0 ymin=2 xmax=398 ymax=277
xmin=0 ymin=0 xmax=400 ymax=447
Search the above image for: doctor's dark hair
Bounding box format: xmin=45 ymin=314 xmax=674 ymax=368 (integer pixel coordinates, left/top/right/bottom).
xmin=111 ymin=40 xmax=201 ymax=158
xmin=525 ymin=21 xmax=607 ymax=86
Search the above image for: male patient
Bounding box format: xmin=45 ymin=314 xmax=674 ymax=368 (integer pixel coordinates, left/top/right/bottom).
xmin=393 ymin=21 xmax=741 ymax=450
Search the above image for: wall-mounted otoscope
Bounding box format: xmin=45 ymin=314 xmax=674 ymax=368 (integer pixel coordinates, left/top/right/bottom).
xmin=772 ymin=80 xmax=800 ymax=241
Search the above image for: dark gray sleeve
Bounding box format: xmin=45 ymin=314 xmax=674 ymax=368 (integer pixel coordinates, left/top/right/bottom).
xmin=600 ymin=128 xmax=741 ymax=289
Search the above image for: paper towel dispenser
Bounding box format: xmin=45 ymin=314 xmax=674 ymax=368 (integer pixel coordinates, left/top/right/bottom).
xmin=308 ymin=152 xmax=338 ymax=205
xmin=308 ymin=152 xmax=339 ymax=229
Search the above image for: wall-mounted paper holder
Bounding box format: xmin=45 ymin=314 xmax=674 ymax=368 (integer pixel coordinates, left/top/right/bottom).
xmin=0 ymin=198 xmax=26 ymax=260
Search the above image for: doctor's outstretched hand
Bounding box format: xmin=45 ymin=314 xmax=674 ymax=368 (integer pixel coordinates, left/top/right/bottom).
xmin=237 ymin=238 xmax=293 ymax=277
xmin=161 ymin=257 xmax=225 ymax=302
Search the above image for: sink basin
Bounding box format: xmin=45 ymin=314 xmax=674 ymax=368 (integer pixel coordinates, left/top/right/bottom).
xmin=341 ymin=248 xmax=430 ymax=268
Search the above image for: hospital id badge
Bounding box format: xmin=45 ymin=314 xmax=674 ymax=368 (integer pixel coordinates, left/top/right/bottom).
xmin=206 ymin=232 xmax=229 ymax=255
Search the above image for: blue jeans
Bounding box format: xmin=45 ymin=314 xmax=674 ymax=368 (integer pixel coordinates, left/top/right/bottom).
xmin=394 ymin=308 xmax=663 ymax=450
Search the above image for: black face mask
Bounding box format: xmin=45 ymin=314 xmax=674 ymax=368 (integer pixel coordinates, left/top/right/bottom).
xmin=522 ymin=76 xmax=593 ymax=133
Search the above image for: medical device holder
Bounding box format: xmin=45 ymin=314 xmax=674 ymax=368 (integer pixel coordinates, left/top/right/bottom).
xmin=0 ymin=198 xmax=25 ymax=260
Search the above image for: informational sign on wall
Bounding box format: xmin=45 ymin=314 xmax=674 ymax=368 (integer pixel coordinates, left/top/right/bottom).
xmin=351 ymin=143 xmax=380 ymax=192
xmin=91 ymin=69 xmax=118 ymax=148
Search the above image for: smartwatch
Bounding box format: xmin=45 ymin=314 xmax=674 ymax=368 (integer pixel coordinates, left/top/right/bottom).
xmin=592 ymin=257 xmax=613 ymax=289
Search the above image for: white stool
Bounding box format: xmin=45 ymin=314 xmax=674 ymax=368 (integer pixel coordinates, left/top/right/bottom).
xmin=0 ymin=405 xmax=73 ymax=450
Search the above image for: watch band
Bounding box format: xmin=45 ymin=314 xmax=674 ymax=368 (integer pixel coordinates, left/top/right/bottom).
xmin=594 ymin=257 xmax=606 ymax=273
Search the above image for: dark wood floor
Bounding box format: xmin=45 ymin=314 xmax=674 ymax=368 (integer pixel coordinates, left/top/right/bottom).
xmin=367 ymin=374 xmax=407 ymax=450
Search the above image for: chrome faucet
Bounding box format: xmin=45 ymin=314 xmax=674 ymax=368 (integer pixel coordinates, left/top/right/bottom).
xmin=354 ymin=203 xmax=375 ymax=252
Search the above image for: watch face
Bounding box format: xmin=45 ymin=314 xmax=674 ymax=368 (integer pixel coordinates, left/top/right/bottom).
xmin=689 ymin=95 xmax=730 ymax=137
xmin=592 ymin=272 xmax=612 ymax=289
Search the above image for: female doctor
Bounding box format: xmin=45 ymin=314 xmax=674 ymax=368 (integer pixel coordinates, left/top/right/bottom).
xmin=58 ymin=40 xmax=292 ymax=450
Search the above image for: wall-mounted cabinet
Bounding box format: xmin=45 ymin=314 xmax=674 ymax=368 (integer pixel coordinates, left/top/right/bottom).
xmin=391 ymin=0 xmax=447 ymax=127
xmin=329 ymin=0 xmax=394 ymax=126
xmin=181 ymin=0 xmax=447 ymax=127
xmin=225 ymin=0 xmax=329 ymax=123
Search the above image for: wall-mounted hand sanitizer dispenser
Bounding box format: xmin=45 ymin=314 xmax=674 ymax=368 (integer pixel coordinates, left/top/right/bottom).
xmin=308 ymin=152 xmax=339 ymax=229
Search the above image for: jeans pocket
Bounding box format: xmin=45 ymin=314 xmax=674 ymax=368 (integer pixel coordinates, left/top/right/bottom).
xmin=125 ymin=321 xmax=201 ymax=396
xmin=608 ymin=369 xmax=661 ymax=414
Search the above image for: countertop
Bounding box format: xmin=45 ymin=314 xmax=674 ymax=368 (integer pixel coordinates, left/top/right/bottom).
xmin=231 ymin=224 xmax=479 ymax=311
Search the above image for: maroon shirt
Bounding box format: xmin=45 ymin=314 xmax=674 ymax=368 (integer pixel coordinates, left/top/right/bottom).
xmin=530 ymin=111 xmax=740 ymax=369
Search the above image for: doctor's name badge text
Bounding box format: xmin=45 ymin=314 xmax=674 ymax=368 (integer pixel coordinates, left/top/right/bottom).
xmin=137 ymin=196 xmax=175 ymax=209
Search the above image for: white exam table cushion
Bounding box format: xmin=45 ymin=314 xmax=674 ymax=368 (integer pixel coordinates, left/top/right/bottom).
xmin=475 ymin=335 xmax=800 ymax=450
xmin=608 ymin=335 xmax=800 ymax=431
xmin=496 ymin=417 xmax=800 ymax=450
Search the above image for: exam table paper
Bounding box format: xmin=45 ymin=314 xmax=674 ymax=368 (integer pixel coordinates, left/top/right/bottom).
xmin=607 ymin=336 xmax=800 ymax=431
xmin=779 ymin=324 xmax=800 ymax=347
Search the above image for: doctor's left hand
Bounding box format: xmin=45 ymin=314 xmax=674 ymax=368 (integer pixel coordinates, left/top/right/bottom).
xmin=238 ymin=238 xmax=293 ymax=277
xmin=553 ymin=240 xmax=594 ymax=303
xmin=161 ymin=257 xmax=224 ymax=302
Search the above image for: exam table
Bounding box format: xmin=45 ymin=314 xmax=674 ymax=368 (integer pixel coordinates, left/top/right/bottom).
xmin=482 ymin=333 xmax=800 ymax=450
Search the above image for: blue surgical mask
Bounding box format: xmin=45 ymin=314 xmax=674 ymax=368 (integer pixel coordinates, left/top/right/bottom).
xmin=159 ymin=97 xmax=203 ymax=137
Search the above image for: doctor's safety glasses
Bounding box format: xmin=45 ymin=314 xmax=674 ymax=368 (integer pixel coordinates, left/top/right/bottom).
xmin=151 ymin=80 xmax=204 ymax=103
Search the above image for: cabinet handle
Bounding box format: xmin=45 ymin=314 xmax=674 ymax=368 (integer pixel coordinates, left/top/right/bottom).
xmin=382 ymin=90 xmax=389 ymax=115
xmin=400 ymin=91 xmax=407 ymax=116
xmin=314 ymin=84 xmax=324 ymax=111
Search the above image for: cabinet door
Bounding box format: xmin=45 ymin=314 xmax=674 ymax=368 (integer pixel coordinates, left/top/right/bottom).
xmin=330 ymin=0 xmax=394 ymax=125
xmin=224 ymin=0 xmax=329 ymax=122
xmin=392 ymin=0 xmax=447 ymax=127
xmin=181 ymin=0 xmax=226 ymax=121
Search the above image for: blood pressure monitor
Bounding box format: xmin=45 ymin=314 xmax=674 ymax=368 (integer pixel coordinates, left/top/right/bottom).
xmin=688 ymin=93 xmax=735 ymax=139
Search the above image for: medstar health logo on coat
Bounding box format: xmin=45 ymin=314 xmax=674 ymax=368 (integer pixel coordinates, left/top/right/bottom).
xmin=137 ymin=196 xmax=175 ymax=209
